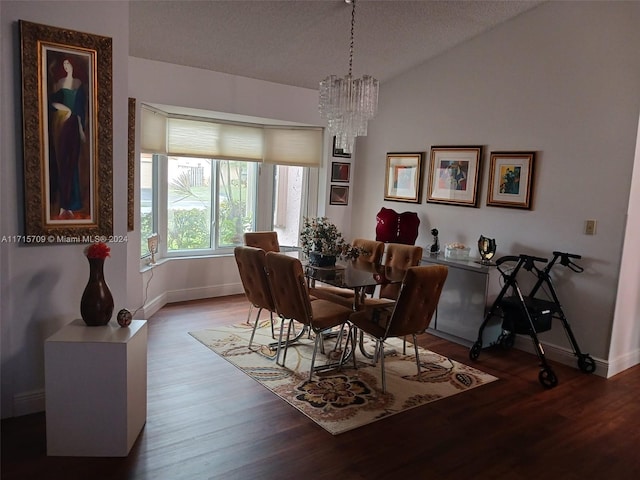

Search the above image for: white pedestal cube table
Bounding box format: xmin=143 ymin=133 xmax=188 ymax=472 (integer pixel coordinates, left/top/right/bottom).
xmin=44 ymin=319 xmax=147 ymax=456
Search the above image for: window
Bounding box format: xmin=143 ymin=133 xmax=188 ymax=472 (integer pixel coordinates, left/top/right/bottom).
xmin=140 ymin=153 xmax=156 ymax=256
xmin=165 ymin=156 xmax=257 ymax=251
xmin=139 ymin=105 xmax=322 ymax=260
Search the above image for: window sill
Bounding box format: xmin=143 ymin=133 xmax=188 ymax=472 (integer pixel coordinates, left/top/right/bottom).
xmin=139 ymin=252 xmax=234 ymax=273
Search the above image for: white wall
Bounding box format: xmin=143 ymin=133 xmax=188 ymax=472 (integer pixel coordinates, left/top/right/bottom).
xmin=1 ymin=1 xmax=130 ymax=418
xmin=609 ymin=113 xmax=640 ymax=376
xmin=352 ymin=1 xmax=640 ymax=368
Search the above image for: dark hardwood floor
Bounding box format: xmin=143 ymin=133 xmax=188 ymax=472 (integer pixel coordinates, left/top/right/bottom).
xmin=3 ymin=294 xmax=640 ymax=479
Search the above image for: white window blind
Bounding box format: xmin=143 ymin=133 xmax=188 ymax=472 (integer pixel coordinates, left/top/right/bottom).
xmin=263 ymin=127 xmax=323 ymax=167
xmin=167 ymin=118 xmax=264 ymax=161
xmin=140 ymin=104 xmax=323 ymax=166
xmin=140 ymin=106 xmax=167 ymax=153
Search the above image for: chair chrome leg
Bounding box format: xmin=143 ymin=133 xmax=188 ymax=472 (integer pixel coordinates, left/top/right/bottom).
xmin=281 ymin=319 xmax=294 ymax=366
xmin=275 ymin=315 xmax=286 ymax=365
xmin=379 ymin=341 xmax=387 ymax=393
xmin=269 ymin=311 xmax=275 ymax=339
xmin=245 ymin=304 xmax=255 ymax=325
xmin=413 ymin=334 xmax=421 ymax=377
xmin=372 ymin=339 xmax=381 ymax=366
xmin=309 ymin=332 xmax=321 ymax=381
xmin=350 ymin=326 xmax=358 ymax=370
xmin=248 ymin=307 xmax=264 ymax=348
xmin=336 ymin=323 xmax=356 ymax=372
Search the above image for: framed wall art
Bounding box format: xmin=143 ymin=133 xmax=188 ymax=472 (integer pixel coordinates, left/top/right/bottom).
xmin=20 ymin=20 xmax=113 ymax=240
xmin=331 ymin=162 xmax=350 ymax=183
xmin=127 ymin=97 xmax=136 ymax=232
xmin=487 ymin=152 xmax=536 ymax=209
xmin=329 ymin=185 xmax=349 ymax=206
xmin=332 ymin=136 xmax=351 ymax=158
xmin=383 ymin=153 xmax=424 ymax=203
xmin=427 ymin=146 xmax=482 ymax=207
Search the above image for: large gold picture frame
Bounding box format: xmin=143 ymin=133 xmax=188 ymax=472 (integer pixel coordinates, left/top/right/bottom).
xmin=20 ymin=20 xmax=113 ymax=241
xmin=128 ymin=97 xmax=136 ymax=232
xmin=427 ymin=146 xmax=482 ymax=207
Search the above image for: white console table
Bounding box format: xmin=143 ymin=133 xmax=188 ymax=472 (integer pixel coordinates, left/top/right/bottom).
xmin=44 ymin=319 xmax=147 ymax=457
xmin=422 ymin=254 xmax=502 ymax=346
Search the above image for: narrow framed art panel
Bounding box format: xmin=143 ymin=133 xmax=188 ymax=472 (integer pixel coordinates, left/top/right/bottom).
xmin=331 ymin=162 xmax=350 ymax=183
xmin=329 ymin=185 xmax=349 ymax=206
xmin=20 ymin=20 xmax=113 ymax=240
xmin=127 ymin=97 xmax=136 ymax=232
xmin=383 ymin=152 xmax=424 ymax=203
xmin=427 ymin=146 xmax=482 ymax=207
xmin=332 ymin=136 xmax=351 ymax=158
xmin=487 ymin=152 xmax=536 ymax=209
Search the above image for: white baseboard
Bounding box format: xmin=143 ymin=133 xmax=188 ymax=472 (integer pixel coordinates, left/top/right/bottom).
xmin=9 ymin=283 xmax=245 ymax=418
xmin=605 ymin=348 xmax=640 ymax=378
xmin=138 ymin=291 xmax=168 ymax=319
xmin=13 ymin=389 xmax=45 ymax=417
xmin=138 ymin=283 xmax=244 ymax=319
xmin=165 ymin=283 xmax=244 ymax=305
xmin=428 ymin=327 xmax=612 ymax=378
xmin=513 ymin=336 xmax=609 ymax=378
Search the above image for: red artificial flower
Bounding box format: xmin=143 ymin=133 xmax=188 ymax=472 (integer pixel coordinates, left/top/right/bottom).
xmin=85 ymin=242 xmax=111 ymax=259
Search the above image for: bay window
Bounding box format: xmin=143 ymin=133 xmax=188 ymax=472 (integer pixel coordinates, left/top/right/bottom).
xmin=139 ymin=104 xmax=321 ymax=260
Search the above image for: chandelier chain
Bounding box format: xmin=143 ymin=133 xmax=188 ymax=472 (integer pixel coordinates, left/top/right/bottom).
xmin=318 ymin=0 xmax=378 ymax=155
xmin=349 ymin=0 xmax=355 ymax=77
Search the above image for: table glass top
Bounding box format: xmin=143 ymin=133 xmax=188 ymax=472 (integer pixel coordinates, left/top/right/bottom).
xmin=304 ymin=260 xmax=405 ymax=289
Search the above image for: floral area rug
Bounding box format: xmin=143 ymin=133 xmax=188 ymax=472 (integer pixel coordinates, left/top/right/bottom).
xmin=189 ymin=321 xmax=498 ymax=435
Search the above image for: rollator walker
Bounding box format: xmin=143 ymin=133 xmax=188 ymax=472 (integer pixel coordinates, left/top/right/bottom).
xmin=469 ymin=251 xmax=596 ymax=388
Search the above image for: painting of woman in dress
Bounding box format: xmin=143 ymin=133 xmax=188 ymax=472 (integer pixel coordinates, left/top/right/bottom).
xmin=438 ymin=161 xmax=468 ymax=191
xmin=46 ymin=51 xmax=91 ymax=221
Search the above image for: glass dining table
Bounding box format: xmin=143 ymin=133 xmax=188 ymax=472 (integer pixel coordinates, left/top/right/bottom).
xmin=304 ymin=259 xmax=407 ymax=361
xmin=304 ymin=259 xmax=406 ymax=311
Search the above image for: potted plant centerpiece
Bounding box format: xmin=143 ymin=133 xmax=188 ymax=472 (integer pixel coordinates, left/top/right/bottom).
xmin=300 ymin=217 xmax=362 ymax=267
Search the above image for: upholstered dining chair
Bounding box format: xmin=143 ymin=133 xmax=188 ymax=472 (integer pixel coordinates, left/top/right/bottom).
xmin=234 ymin=246 xmax=277 ymax=347
xmin=312 ymin=238 xmax=385 ymax=302
xmin=378 ymin=243 xmax=424 ymax=300
xmin=265 ymin=252 xmax=354 ymax=379
xmin=243 ymin=231 xmax=280 ymax=252
xmin=353 ymin=238 xmax=385 ymax=264
xmin=347 ymin=265 xmax=449 ymax=392
xmin=359 ymin=242 xmax=424 ymax=310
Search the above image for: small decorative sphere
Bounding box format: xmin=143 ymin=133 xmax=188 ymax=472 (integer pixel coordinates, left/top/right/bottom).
xmin=431 ymin=228 xmax=439 ymax=236
xmin=117 ymin=308 xmax=132 ymax=327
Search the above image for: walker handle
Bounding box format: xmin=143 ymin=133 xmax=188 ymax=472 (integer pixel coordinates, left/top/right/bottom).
xmin=553 ymin=251 xmax=584 ymax=273
xmin=521 ymin=254 xmax=548 ymax=271
xmin=496 ymin=255 xmax=520 ymax=266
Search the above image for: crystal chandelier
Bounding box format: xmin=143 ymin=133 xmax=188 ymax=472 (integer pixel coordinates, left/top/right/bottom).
xmin=319 ymin=0 xmax=379 ymax=155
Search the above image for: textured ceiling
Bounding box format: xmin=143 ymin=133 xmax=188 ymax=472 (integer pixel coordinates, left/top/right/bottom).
xmin=129 ymin=0 xmax=544 ymax=90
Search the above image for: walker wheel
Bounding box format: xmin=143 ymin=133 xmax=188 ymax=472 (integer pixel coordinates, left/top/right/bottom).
xmin=539 ymin=367 xmax=558 ymax=389
xmin=469 ymin=342 xmax=482 ymax=361
xmin=578 ymin=354 xmax=596 ymax=374
xmin=499 ymin=332 xmax=515 ymax=350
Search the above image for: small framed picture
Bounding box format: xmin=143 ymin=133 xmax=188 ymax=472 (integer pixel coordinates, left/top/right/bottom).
xmin=427 ymin=146 xmax=482 ymax=207
xmin=331 ymin=162 xmax=350 ymax=183
xmin=332 ymin=136 xmax=351 ymax=158
xmin=383 ymin=153 xmax=424 ymax=203
xmin=329 ymin=185 xmax=349 ymax=205
xmin=487 ymin=152 xmax=536 ymax=209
